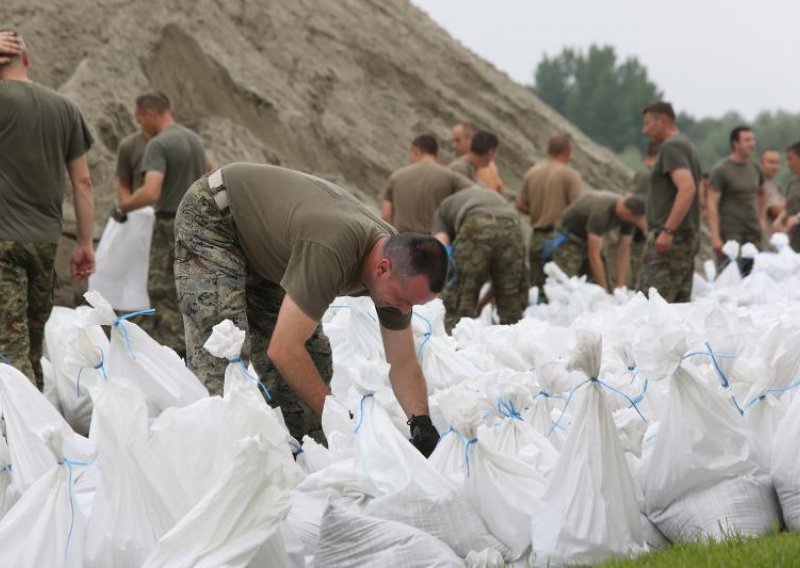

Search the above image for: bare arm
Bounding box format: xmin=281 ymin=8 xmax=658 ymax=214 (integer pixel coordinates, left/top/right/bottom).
xmin=206 ymin=157 xmax=217 ymax=173
xmin=515 ymin=192 xmax=530 ymax=214
xmin=115 ymin=178 xmax=133 ymax=206
xmin=586 ymin=233 xmax=609 ymax=291
xmin=66 ymin=154 xmax=96 ymax=280
xmin=381 ymin=200 xmax=394 ymax=224
xmin=266 ymin=295 xmax=331 ymax=416
xmin=615 ymin=233 xmax=632 ymax=288
xmin=119 ymin=170 xmax=164 ymax=213
xmin=706 ymin=187 xmax=723 ymax=252
xmin=380 ymin=324 xmax=429 ymax=418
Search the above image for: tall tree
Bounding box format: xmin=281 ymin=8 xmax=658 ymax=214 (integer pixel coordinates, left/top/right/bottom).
xmin=531 ymin=45 xmax=662 ymax=153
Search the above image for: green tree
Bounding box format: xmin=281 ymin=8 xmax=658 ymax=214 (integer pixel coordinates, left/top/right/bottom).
xmin=531 ymin=45 xmax=662 ymax=153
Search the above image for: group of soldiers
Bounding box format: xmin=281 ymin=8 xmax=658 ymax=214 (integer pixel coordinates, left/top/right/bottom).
xmin=3 ymin=29 xmax=800 ymax=451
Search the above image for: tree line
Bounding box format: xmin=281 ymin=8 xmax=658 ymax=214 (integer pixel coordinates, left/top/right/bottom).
xmin=531 ymin=45 xmax=800 ymax=183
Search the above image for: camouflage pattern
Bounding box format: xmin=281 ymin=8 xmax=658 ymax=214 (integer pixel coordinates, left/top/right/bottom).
xmin=551 ymin=232 xmax=589 ymax=278
xmin=528 ymin=228 xmax=555 ymax=291
xmin=442 ymin=214 xmax=525 ymax=332
xmin=137 ymin=216 xmax=185 ymax=354
xmin=174 ymin=176 xmax=332 ymax=443
xmin=637 ymin=229 xmax=699 ymax=303
xmin=0 ymin=240 xmax=58 ymax=389
xmin=628 ymin=229 xmax=647 ymax=287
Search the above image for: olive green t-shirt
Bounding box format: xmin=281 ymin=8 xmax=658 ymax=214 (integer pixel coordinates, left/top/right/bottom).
xmin=222 ymin=163 xmax=410 ymax=329
xmin=448 ymin=155 xmax=477 ymax=181
xmin=516 ymin=160 xmax=583 ymax=229
xmin=141 ymin=124 xmax=206 ymax=214
xmin=708 ymin=158 xmax=764 ymax=241
xmin=382 ymin=161 xmax=473 ymax=233
xmin=632 ymin=166 xmax=651 ymax=197
xmin=0 ymin=81 xmax=93 ymax=243
xmin=647 ymin=134 xmax=701 ymax=233
xmin=431 ymin=186 xmax=517 ymax=241
xmin=785 ymin=176 xmax=800 ymax=252
xmin=116 ymin=131 xmax=147 ymax=190
xmin=560 ymin=191 xmax=634 ymax=240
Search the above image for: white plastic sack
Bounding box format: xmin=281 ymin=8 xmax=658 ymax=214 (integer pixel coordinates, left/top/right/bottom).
xmin=88 ymin=206 xmax=154 ymax=311
xmin=772 ymin=389 xmax=800 ymax=530
xmin=0 ymin=436 xmax=10 ymax=519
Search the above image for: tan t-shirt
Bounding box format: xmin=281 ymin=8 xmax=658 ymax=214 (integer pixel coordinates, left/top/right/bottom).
xmin=516 ymin=160 xmax=583 ymax=229
xmin=560 ymin=191 xmax=634 ymax=240
xmin=142 ymin=124 xmax=206 ymax=213
xmin=0 ymin=81 xmax=93 ymax=243
xmin=116 ymin=132 xmax=147 ymax=190
xmin=632 ymin=166 xmax=651 ymax=197
xmin=222 ymin=163 xmax=410 ymax=329
xmin=382 ymin=161 xmax=473 ymax=233
xmin=431 ymin=186 xmax=517 ymax=240
xmin=448 ymin=155 xmax=477 ymax=181
xmin=708 ymin=158 xmax=764 ymax=242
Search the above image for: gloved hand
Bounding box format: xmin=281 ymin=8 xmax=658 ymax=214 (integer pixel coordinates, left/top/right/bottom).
xmin=408 ymin=414 xmax=439 ymax=458
xmin=110 ymin=205 xmax=128 ymax=224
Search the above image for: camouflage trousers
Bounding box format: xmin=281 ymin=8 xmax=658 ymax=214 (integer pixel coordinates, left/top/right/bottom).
xmin=137 ymin=216 xmax=185 ymax=354
xmin=637 ymin=230 xmax=699 ymax=303
xmin=0 ymin=240 xmax=58 ymax=389
xmin=528 ymin=228 xmax=555 ymax=292
xmin=552 ymin=231 xmax=589 ymax=278
xmin=629 ymin=229 xmax=646 ymax=288
xmin=442 ymin=214 xmax=525 ymax=332
xmin=174 ymin=175 xmax=332 ymax=443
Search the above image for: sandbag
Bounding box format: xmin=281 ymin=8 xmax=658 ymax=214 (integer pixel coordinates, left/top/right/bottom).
xmin=771 ymin=389 xmax=800 ymax=530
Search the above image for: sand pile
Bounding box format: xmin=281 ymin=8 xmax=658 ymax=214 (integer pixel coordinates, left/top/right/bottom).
xmin=5 ymin=0 xmax=631 ymax=304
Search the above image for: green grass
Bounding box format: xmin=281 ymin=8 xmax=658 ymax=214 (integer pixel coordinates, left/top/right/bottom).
xmin=599 ymin=532 xmax=800 ymax=567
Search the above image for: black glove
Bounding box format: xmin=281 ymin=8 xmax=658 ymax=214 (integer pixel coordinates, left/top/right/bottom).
xmin=110 ymin=205 xmax=128 ymax=224
xmin=408 ymin=414 xmax=439 ymax=458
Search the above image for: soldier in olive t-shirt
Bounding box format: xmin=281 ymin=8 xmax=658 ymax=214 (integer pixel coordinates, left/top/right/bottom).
xmin=708 ymin=158 xmax=764 ymax=247
xmin=141 ymin=124 xmax=206 ymax=214
xmin=646 ymin=134 xmax=702 ymax=235
xmin=116 ymin=131 xmax=148 ymax=192
xmin=448 ymin=154 xmax=477 ymax=181
xmin=382 ymin=161 xmax=473 ymax=233
xmin=432 ymin=187 xmax=525 ymax=330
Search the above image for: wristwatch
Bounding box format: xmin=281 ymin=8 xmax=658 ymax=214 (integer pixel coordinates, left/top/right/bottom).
xmin=662 ymin=226 xmax=675 ymax=236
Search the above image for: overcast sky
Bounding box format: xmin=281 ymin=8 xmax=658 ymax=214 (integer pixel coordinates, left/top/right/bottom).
xmin=412 ymin=0 xmax=799 ymax=120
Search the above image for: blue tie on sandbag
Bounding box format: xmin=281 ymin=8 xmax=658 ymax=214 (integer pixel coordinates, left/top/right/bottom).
xmin=75 ymin=345 xmax=109 ymax=397
xmin=540 ymin=231 xmax=568 ymax=264
xmin=59 ymin=457 xmax=89 ymax=563
xmin=112 ymin=308 xmax=157 ymax=360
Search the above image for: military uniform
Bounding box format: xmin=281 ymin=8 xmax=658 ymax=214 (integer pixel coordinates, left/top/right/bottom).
xmin=137 ymin=124 xmax=206 ymax=354
xmin=448 ymin=155 xmax=477 ymax=181
xmin=0 ymin=80 xmax=93 ymax=387
xmin=708 ymin=158 xmax=764 ymax=247
xmin=784 ymin=176 xmax=800 ymax=252
xmin=433 ymin=187 xmax=526 ymax=331
xmin=174 ymin=163 xmax=408 ymax=442
xmin=637 ymin=134 xmax=702 ymax=303
xmin=515 ymin=160 xmax=582 ymax=292
xmin=629 ymin=166 xmax=651 ymax=287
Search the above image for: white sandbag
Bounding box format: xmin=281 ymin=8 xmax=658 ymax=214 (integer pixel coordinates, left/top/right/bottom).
xmin=84 ymin=379 xmax=178 ymax=567
xmin=0 ymin=436 xmax=10 ymax=519
xmin=644 ymin=363 xmax=780 ymax=541
xmin=88 ymin=206 xmax=154 ymax=311
xmin=772 ymin=389 xmax=800 ymax=530
xmin=314 ymin=504 xmax=464 ymax=568
xmin=203 ymin=319 xmax=270 ymax=404
xmin=142 ymin=435 xmax=297 ymax=568
xmin=0 ymin=427 xmax=90 ymax=568
xmin=83 ymin=291 xmax=209 ymax=416
xmin=0 ymin=363 xmax=95 ymax=496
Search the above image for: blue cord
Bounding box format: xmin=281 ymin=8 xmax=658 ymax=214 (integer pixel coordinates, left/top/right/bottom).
xmin=230 ymin=356 xmax=272 ymax=401
xmin=496 ymin=398 xmax=523 ymax=420
xmin=0 ymin=464 xmax=11 ymax=474
xmin=76 ymin=346 xmax=108 ymax=397
xmin=743 ymin=380 xmax=800 ymax=412
xmin=412 ymin=311 xmax=433 ymax=359
xmin=0 ymin=352 xmax=10 ymax=364
xmin=59 ymin=458 xmax=88 ymax=562
xmin=113 ymin=308 xmax=156 ymax=360
xmin=683 ymin=342 xmax=744 ymax=415
xmin=352 ymin=393 xmax=374 ymax=434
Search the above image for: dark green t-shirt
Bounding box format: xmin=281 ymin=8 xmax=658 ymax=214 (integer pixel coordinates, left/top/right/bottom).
xmin=560 ymin=191 xmax=634 ymax=240
xmin=0 ymin=81 xmax=93 ymax=243
xmin=222 ymin=163 xmax=410 ymax=329
xmin=141 ymin=124 xmax=206 ymax=213
xmin=116 ymin=131 xmax=148 ymax=190
xmin=448 ymin=155 xmax=477 ymax=181
xmin=647 ymin=134 xmax=701 ymax=234
xmin=708 ymin=158 xmax=763 ymax=241
xmin=785 ymin=176 xmax=800 ymax=252
xmin=431 ymin=186 xmax=517 ymax=241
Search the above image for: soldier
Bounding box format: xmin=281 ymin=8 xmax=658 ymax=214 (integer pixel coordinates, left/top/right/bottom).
xmin=452 ymin=121 xmax=505 ymax=194
xmin=760 ymin=149 xmax=785 ymax=231
xmin=115 ymin=130 xmax=149 ymax=199
xmin=638 ymin=101 xmax=702 ymax=303
xmin=629 ymin=142 xmax=659 ymax=286
xmin=448 ymin=130 xmax=499 ymax=182
xmin=432 ymin=186 xmax=526 ymax=331
xmin=381 ymin=134 xmax=472 ymax=233
xmin=772 ymin=142 xmax=800 ymax=251
xmin=551 ymin=192 xmax=646 ymax=292
xmin=116 ymin=92 xmax=211 ymax=355
xmin=515 ymin=133 xmax=583 ymax=295
xmin=0 ymin=30 xmax=96 ymax=387
xmin=706 ymin=126 xmax=766 ymax=273
xmin=174 ymin=163 xmax=445 ymax=455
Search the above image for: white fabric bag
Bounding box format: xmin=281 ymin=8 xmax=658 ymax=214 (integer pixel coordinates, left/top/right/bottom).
xmin=772 ymin=388 xmax=800 ymax=530
xmin=0 ymin=427 xmax=90 ymax=568
xmin=0 ymin=436 xmax=11 ymax=519
xmin=88 ymin=206 xmax=154 ymax=311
